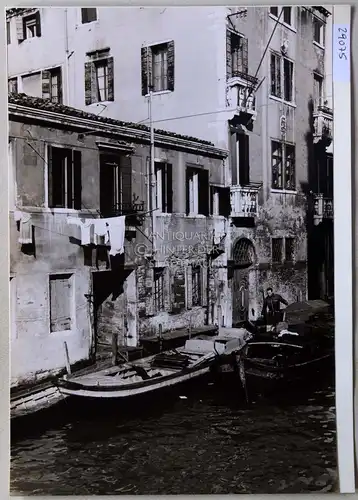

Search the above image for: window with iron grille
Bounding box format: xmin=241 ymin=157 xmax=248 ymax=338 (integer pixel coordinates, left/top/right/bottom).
xmin=81 ymin=8 xmax=97 ymax=24
xmin=154 ymin=268 xmax=165 ymax=311
xmin=271 ymin=140 xmax=296 ymax=191
xmin=270 ymin=52 xmax=294 ymax=102
xmin=192 ymin=266 xmax=202 ymax=307
xmin=272 ymin=238 xmax=283 ymax=263
xmin=85 ymin=49 xmax=114 ymax=104
xmin=285 ymin=237 xmax=295 ymax=262
xmin=47 ymin=146 xmax=82 ymax=209
xmin=141 ymin=41 xmax=175 ymax=95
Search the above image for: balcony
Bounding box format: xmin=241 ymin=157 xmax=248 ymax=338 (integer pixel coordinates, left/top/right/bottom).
xmin=313 ymin=105 xmax=333 ymax=146
xmin=313 ymin=194 xmax=333 ymax=225
xmin=227 ymin=72 xmax=258 ymax=120
xmin=230 ymin=185 xmax=260 ymax=218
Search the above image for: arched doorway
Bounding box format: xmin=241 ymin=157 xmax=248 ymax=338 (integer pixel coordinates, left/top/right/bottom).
xmin=231 ymin=238 xmax=255 ymax=326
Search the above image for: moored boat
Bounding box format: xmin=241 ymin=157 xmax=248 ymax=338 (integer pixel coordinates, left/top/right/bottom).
xmin=56 ymin=328 xmax=251 ymax=399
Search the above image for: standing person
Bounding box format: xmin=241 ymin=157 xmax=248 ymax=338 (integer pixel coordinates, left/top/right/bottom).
xmin=261 ymin=287 xmax=288 ymax=331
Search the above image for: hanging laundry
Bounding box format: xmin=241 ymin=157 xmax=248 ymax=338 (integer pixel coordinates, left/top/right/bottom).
xmin=103 ymin=216 xmax=126 ymax=256
xmin=93 ymin=219 xmax=109 ymax=245
xmin=14 ymin=210 xmax=33 ymax=245
xmin=67 ymin=217 xmax=93 ymax=246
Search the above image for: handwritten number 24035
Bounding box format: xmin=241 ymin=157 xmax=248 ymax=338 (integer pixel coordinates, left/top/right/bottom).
xmin=338 ymin=27 xmax=348 ymax=60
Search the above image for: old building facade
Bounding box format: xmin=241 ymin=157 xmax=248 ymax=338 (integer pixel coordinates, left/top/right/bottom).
xmin=9 ymin=93 xmax=228 ymax=387
xmin=7 ymin=6 xmax=334 ymax=386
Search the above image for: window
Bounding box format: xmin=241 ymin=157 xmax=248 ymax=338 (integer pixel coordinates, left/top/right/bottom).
xmin=186 ymin=167 xmax=209 ymax=216
xmin=81 ymin=8 xmax=97 ymax=24
xmin=285 ymin=237 xmax=295 ymax=262
xmin=192 ymin=266 xmax=202 ymax=307
xmin=313 ymin=17 xmax=325 ymax=46
xmin=7 ymin=21 xmax=10 ymax=44
xmin=155 ymin=162 xmax=173 ymax=213
xmin=313 ymin=73 xmax=323 ymax=109
xmin=230 ymin=131 xmax=250 ymax=186
xmin=100 ymin=153 xmax=132 ymax=217
xmin=269 ymin=6 xmax=292 ymax=26
xmin=85 ymin=50 xmax=114 ymax=104
xmin=154 ymin=268 xmax=165 ymax=311
xmin=227 ymin=30 xmax=248 ymax=78
xmin=141 ymin=41 xmax=175 ymax=95
xmin=22 ymin=72 xmax=42 ymax=97
xmin=270 ymin=52 xmax=294 ymax=102
xmin=271 ymin=140 xmax=296 ymax=191
xmin=8 ymin=78 xmax=18 ymax=94
xmin=49 ymin=274 xmax=73 ymax=333
xmin=23 ymin=12 xmax=41 ymax=39
xmin=210 ymin=186 xmax=231 ymax=216
xmin=48 ymin=146 xmax=82 ymax=209
xmin=272 ymin=238 xmax=283 ymax=263
xmin=42 ymin=67 xmax=62 ymax=103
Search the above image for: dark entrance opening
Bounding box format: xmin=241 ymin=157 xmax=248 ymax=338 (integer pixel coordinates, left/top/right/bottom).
xmin=231 ymin=238 xmax=255 ymax=327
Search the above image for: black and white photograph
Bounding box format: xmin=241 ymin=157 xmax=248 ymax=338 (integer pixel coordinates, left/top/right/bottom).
xmin=6 ymin=4 xmax=349 ymax=495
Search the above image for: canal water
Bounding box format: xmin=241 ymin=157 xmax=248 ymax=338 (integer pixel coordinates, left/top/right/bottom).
xmin=11 ymin=374 xmax=337 ymax=495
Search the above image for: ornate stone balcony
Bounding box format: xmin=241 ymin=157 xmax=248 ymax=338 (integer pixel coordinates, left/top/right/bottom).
xmin=313 ymin=194 xmax=333 ymax=225
xmin=313 ymin=105 xmax=333 ymax=145
xmin=226 ymin=72 xmax=258 ymax=119
xmin=230 ymin=185 xmax=260 ymax=218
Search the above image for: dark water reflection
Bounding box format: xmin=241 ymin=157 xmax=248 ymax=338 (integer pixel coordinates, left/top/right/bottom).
xmin=11 ymin=374 xmax=337 ymax=495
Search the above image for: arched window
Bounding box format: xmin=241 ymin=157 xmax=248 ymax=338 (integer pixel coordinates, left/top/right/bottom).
xmin=233 ymin=238 xmax=255 ymax=268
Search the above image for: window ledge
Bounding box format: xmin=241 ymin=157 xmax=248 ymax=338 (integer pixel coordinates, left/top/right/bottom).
xmin=271 ymin=189 xmax=297 ymax=195
xmin=185 ymin=214 xmax=207 ymax=219
xmin=50 ymin=329 xmax=76 ymax=338
xmin=14 ymin=207 xmax=98 ymax=215
xmin=268 ymin=13 xmax=297 ymax=33
xmin=313 ymin=41 xmax=325 ymax=50
xmin=156 ymin=212 xmax=173 ymax=217
xmin=145 ymin=90 xmax=172 ymax=97
xmin=269 ymin=95 xmax=297 ymax=108
xmin=76 ymin=21 xmax=99 ymax=29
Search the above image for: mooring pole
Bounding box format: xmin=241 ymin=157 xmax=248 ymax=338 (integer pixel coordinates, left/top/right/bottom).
xmin=158 ymin=323 xmax=163 ymax=352
xmin=112 ymin=331 xmax=118 ymax=366
xmin=63 ymin=341 xmax=71 ymax=375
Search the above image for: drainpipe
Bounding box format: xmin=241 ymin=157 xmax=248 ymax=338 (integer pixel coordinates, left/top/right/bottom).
xmin=149 ymin=89 xmax=156 ymax=256
xmin=64 ymin=9 xmax=70 ymax=105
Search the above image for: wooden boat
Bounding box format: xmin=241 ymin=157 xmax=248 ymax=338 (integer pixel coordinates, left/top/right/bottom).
xmin=56 ymin=328 xmax=251 ymax=399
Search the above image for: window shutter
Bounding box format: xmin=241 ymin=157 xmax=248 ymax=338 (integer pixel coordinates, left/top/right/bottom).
xmin=16 ymin=17 xmax=24 ymax=42
xmin=107 ymin=57 xmax=114 ymax=101
xmin=277 ymin=55 xmax=282 ymax=98
xmin=57 ymin=68 xmax=63 ymax=104
xmin=242 ymin=37 xmax=248 ymax=74
xmin=120 ymin=154 xmax=132 ymax=208
xmin=202 ymin=266 xmax=208 ymax=307
xmin=47 ymin=145 xmax=53 ymax=208
xmin=186 ymin=266 xmax=192 ymax=309
xmin=167 ymin=40 xmax=175 ymax=91
xmin=141 ymin=47 xmax=149 ymax=96
xmin=73 ymin=150 xmax=82 ymax=210
xmin=219 ymin=187 xmax=231 ymax=217
xmin=42 ymin=70 xmax=51 ymax=99
xmin=35 ymin=10 xmax=41 ymax=37
xmin=226 ymin=30 xmax=232 ymax=78
xmin=185 ymin=169 xmax=190 ymax=215
xmin=165 ymin=163 xmax=173 ymax=213
xmin=198 ymin=170 xmax=209 ymax=216
xmin=171 ymin=268 xmax=186 ymax=313
xmin=84 ymin=62 xmax=92 ymax=105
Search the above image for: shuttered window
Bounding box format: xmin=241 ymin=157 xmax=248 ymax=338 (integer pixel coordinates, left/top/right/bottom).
xmin=100 ymin=153 xmax=132 ymax=217
xmin=8 ymin=78 xmax=18 ymax=94
xmin=17 ymin=11 xmax=41 ymax=42
xmin=272 ymin=238 xmax=283 ymax=264
xmin=186 ymin=167 xmax=209 ymax=216
xmin=141 ymin=41 xmax=175 ymax=95
xmin=155 ymin=162 xmax=173 ymax=213
xmin=210 ymin=186 xmax=231 ymax=217
xmin=42 ymin=67 xmax=62 ymax=103
xmin=85 ymin=50 xmax=114 ymax=105
xmin=48 ymin=146 xmax=82 ymax=209
xmin=50 ymin=274 xmax=73 ymax=332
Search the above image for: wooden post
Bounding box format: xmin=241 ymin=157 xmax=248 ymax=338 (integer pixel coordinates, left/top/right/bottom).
xmin=218 ymin=304 xmax=222 ymax=328
xmin=63 ymin=341 xmax=71 ymax=375
xmin=158 ymin=323 xmax=163 ymax=352
xmin=112 ymin=331 xmax=118 ymax=366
